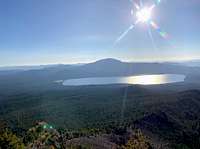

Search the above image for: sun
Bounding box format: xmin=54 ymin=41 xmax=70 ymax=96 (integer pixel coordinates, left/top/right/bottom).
xmin=115 ymin=0 xmax=168 ymax=45
xmin=136 ymin=7 xmax=153 ymax=23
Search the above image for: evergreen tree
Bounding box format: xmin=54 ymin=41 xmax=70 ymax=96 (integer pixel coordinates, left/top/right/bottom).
xmin=122 ymin=130 xmax=152 ymax=149
xmin=0 ymin=129 xmax=25 ymax=149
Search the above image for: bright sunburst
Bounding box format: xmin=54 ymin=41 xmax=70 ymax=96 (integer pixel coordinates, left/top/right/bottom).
xmin=115 ymin=0 xmax=168 ymax=45
xmin=136 ymin=6 xmax=154 ymax=23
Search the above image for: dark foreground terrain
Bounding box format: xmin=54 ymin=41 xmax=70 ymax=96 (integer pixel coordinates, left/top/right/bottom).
xmin=0 ymin=59 xmax=200 ymax=148
xmin=0 ymin=85 xmax=200 ymax=149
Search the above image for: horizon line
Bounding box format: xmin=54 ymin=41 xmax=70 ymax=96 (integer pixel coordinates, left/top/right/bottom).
xmin=1 ymin=57 xmax=200 ymax=68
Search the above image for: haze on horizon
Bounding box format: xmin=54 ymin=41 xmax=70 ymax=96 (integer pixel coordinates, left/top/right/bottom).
xmin=0 ymin=0 xmax=200 ymax=66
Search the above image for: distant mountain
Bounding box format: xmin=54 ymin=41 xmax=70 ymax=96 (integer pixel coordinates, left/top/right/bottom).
xmin=0 ymin=65 xmax=54 ymax=71
xmin=177 ymin=59 xmax=200 ymax=67
xmin=0 ymin=58 xmax=199 ymax=94
xmin=87 ymin=58 xmax=123 ymax=65
xmin=52 ymin=58 xmax=200 ymax=79
xmin=1 ymin=58 xmax=200 ymax=83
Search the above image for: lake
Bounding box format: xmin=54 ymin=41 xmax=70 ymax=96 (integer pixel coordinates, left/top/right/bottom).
xmin=62 ymin=74 xmax=185 ymax=86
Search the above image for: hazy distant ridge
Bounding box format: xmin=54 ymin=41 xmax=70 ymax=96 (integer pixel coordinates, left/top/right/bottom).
xmin=1 ymin=58 xmax=200 ymax=82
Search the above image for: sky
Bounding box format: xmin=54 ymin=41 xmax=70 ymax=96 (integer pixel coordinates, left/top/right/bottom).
xmin=0 ymin=0 xmax=200 ymax=66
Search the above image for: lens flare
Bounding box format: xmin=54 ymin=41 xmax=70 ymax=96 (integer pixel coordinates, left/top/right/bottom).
xmin=150 ymin=21 xmax=169 ymax=39
xmin=134 ymin=3 xmax=140 ymax=10
xmin=115 ymin=4 xmax=154 ymax=44
xmin=136 ymin=7 xmax=152 ymax=22
xmin=115 ymin=0 xmax=169 ymax=44
xmin=156 ymin=0 xmax=161 ymax=5
xmin=116 ymin=0 xmax=171 ymax=126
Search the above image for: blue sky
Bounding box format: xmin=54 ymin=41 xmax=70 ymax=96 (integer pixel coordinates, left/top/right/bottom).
xmin=0 ymin=0 xmax=200 ymax=66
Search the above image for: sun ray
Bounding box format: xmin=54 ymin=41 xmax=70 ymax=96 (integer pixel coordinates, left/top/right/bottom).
xmin=150 ymin=4 xmax=156 ymax=10
xmin=114 ymin=24 xmax=135 ymax=45
xmin=114 ymin=0 xmax=169 ymax=45
xmin=129 ymin=0 xmax=133 ymax=3
xmin=155 ymin=0 xmax=161 ymax=5
xmin=134 ymin=3 xmax=140 ymax=10
xmin=130 ymin=0 xmax=140 ymax=14
xmin=115 ymin=0 xmax=172 ymax=127
xmin=147 ymin=23 xmax=157 ymax=51
xmin=139 ymin=0 xmax=143 ymax=7
xmin=150 ymin=21 xmax=169 ymax=39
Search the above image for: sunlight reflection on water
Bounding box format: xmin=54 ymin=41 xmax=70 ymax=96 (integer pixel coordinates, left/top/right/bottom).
xmin=62 ymin=74 xmax=185 ymax=86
